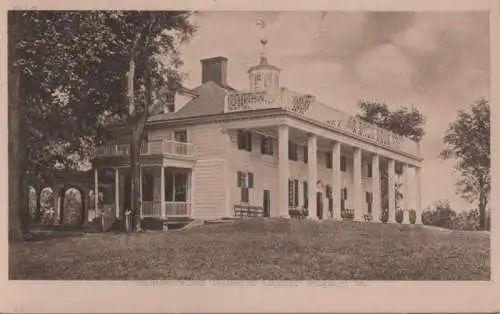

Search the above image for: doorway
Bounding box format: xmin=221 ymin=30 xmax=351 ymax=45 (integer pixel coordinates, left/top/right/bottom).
xmin=317 ymin=192 xmax=323 ymax=220
xmin=263 ymin=190 xmax=270 ymax=217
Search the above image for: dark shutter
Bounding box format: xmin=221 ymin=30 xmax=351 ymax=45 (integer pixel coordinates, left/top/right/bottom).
xmin=260 ymin=135 xmax=266 ymax=154
xmin=326 ymin=185 xmax=332 ymax=199
xmin=303 ymin=146 xmax=308 ymax=163
xmin=303 ymin=181 xmax=308 ymax=208
xmin=294 ymin=179 xmax=299 ymax=207
xmin=288 ymin=179 xmax=294 ymax=207
xmin=237 ymin=130 xmax=244 ymax=150
xmin=340 ymin=156 xmax=346 ymax=172
xmin=237 ymin=171 xmax=242 ymax=187
xmin=368 ymin=162 xmax=373 ymax=177
xmin=241 ymin=187 xmax=249 ymax=203
xmin=269 ymin=138 xmax=274 ymax=155
xmin=248 ymin=172 xmax=254 ymax=188
xmin=246 ymin=132 xmax=252 ymax=152
xmin=326 ymin=152 xmax=332 ymax=169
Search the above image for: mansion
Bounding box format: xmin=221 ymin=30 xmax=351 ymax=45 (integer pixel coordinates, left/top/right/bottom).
xmin=89 ymin=49 xmax=423 ymax=227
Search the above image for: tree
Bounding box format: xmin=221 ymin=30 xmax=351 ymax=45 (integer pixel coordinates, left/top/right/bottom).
xmin=357 ymin=100 xmax=426 ymax=219
xmin=9 ymin=11 xmax=196 ymax=237
xmin=440 ymin=98 xmax=490 ymax=229
xmin=87 ymin=12 xmax=195 ymax=231
xmin=8 ymin=11 xmax=121 ymax=239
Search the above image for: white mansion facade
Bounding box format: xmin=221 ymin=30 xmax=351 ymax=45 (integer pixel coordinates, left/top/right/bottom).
xmin=92 ymin=51 xmax=423 ymax=226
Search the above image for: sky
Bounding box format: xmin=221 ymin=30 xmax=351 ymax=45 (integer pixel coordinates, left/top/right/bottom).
xmin=177 ymin=11 xmax=490 ymax=211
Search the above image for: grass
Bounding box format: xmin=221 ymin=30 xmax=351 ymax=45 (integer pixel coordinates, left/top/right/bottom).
xmin=9 ymin=218 xmax=490 ymax=280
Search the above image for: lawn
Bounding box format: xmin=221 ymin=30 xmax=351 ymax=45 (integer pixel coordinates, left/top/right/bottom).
xmin=9 ymin=218 xmax=490 ymax=280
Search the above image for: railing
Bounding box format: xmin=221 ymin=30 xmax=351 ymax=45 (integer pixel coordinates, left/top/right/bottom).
xmin=95 ymin=139 xmax=194 ymax=158
xmin=143 ymin=201 xmax=163 ymax=218
xmin=142 ymin=201 xmax=191 ymax=218
xmin=224 ymin=88 xmax=420 ymax=157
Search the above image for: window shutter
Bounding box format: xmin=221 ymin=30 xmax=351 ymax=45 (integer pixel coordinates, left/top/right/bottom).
xmin=303 ymin=146 xmax=308 ymax=163
xmin=246 ymin=132 xmax=252 ymax=152
xmin=260 ymin=135 xmax=266 ymax=154
xmin=294 ymin=179 xmax=299 ymax=207
xmin=269 ymin=138 xmax=274 ymax=155
xmin=288 ymin=179 xmax=294 ymax=207
xmin=241 ymin=187 xmax=249 ymax=203
xmin=237 ymin=171 xmax=242 ymax=187
xmin=368 ymin=162 xmax=373 ymax=177
xmin=340 ymin=156 xmax=346 ymax=172
xmin=237 ymin=131 xmax=244 ymax=150
xmin=366 ymin=191 xmax=370 ymax=203
xmin=248 ymin=172 xmax=254 ymax=188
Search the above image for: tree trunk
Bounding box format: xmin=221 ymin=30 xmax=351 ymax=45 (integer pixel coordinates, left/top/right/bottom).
xmin=478 ymin=193 xmax=487 ymax=230
xmin=8 ymin=16 xmax=30 ymax=240
xmin=34 ymin=189 xmax=42 ymax=223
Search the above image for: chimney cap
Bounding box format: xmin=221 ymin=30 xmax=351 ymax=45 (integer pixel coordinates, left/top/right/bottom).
xmin=201 ymin=56 xmax=228 ymax=64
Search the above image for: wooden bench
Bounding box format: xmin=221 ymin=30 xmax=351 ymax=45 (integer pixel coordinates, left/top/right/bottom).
xmin=233 ymin=204 xmax=264 ymax=218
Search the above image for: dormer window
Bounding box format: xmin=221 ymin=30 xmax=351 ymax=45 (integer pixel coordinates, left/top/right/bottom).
xmin=165 ymin=91 xmax=175 ymax=113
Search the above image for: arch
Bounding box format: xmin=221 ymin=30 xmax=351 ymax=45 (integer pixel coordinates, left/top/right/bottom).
xmin=58 ymin=185 xmax=88 ymax=226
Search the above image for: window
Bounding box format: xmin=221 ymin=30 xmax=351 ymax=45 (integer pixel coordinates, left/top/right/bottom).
xmin=174 ymin=130 xmax=187 ymax=143
xmin=142 ymin=173 xmax=154 ymax=202
xmin=326 ymin=185 xmax=333 ymax=213
xmin=303 ymin=145 xmax=308 ymax=163
xmin=367 ymin=162 xmax=373 ymax=178
xmin=238 ymin=171 xmax=254 ymax=203
xmin=326 ymin=152 xmax=332 ymax=169
xmin=342 ymin=188 xmax=348 ymax=200
xmin=288 ymin=141 xmax=298 ymax=161
xmin=366 ymin=192 xmax=373 ymax=214
xmin=288 ymin=179 xmax=299 ymax=207
xmin=260 ymin=135 xmax=273 ymax=155
xmin=237 ymin=130 xmax=252 ymax=152
xmin=164 ymin=91 xmax=175 ymax=113
xmin=340 ymin=156 xmax=347 ymax=172
xmin=303 ymin=181 xmax=308 ymax=208
xmin=241 ymin=187 xmax=249 ymax=203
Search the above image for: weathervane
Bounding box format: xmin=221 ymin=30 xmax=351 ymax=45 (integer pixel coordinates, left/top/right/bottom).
xmin=256 ymin=18 xmax=268 ymax=58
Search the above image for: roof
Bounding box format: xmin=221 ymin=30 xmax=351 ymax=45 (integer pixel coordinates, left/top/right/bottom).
xmin=148 ymin=81 xmax=235 ymax=122
xmin=247 ymin=56 xmax=281 ymax=73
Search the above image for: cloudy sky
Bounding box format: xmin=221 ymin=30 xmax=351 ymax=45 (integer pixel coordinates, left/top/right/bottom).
xmin=177 ymin=11 xmax=490 ymax=211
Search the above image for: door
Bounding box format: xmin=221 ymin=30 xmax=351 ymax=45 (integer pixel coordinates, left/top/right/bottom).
xmin=263 ymin=190 xmax=271 ymax=217
xmin=317 ymin=192 xmax=323 ymax=220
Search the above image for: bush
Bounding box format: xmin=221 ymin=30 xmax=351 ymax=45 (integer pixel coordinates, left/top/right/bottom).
xmin=408 ymin=209 xmax=416 ymax=224
xmin=363 ymin=213 xmax=372 ymax=222
xmin=341 ymin=209 xmax=354 ymax=220
xmin=395 ymin=209 xmax=404 ymax=224
xmin=380 ymin=209 xmax=389 ymax=223
xmin=289 ymin=207 xmax=308 ymax=219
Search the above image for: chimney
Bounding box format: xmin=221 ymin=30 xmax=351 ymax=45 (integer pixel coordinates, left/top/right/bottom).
xmin=201 ymin=56 xmax=228 ymax=87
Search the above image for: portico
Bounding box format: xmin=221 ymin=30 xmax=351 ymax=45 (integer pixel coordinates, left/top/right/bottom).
xmin=223 ymin=99 xmax=423 ymax=223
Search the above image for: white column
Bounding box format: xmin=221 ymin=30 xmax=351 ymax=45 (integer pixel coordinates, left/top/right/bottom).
xmin=160 ymin=166 xmax=166 ymax=219
xmin=307 ymin=134 xmax=318 ymax=219
xmin=415 ymin=166 xmax=422 ymax=224
xmin=278 ymin=125 xmax=289 ymax=217
xmin=353 ymin=147 xmax=363 ymax=221
xmin=114 ymin=168 xmax=120 ymax=218
xmin=94 ymin=169 xmax=99 ymax=213
xmin=388 ymin=159 xmax=396 ymax=223
xmin=372 ymin=154 xmax=381 ymax=222
xmin=402 ymin=163 xmax=410 ymax=224
xmin=139 ymin=166 xmax=143 ymax=217
xmin=331 ymin=142 xmax=342 ymax=220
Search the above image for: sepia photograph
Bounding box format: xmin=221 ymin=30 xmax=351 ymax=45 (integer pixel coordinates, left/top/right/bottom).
xmin=7 ymin=8 xmax=492 ymax=282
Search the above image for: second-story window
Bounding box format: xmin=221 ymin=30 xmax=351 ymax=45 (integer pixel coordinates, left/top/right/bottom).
xmin=303 ymin=145 xmax=308 ymax=163
xmin=237 ymin=130 xmax=252 ymax=152
xmin=340 ymin=156 xmax=347 ymax=172
xmin=326 ymin=152 xmax=332 ymax=169
xmin=174 ymin=130 xmax=187 ymax=143
xmin=288 ymin=141 xmax=298 ymax=161
xmin=260 ymin=135 xmax=273 ymax=155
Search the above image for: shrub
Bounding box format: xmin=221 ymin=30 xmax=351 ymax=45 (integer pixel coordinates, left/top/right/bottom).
xmin=408 ymin=209 xmax=416 ymax=224
xmin=380 ymin=209 xmax=389 ymax=223
xmin=289 ymin=207 xmax=308 ymax=219
xmin=341 ymin=208 xmax=354 ymax=220
xmin=363 ymin=213 xmax=372 ymax=222
xmin=395 ymin=208 xmax=404 ymax=224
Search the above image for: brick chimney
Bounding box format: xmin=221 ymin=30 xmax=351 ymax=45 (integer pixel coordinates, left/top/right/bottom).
xmin=200 ymin=56 xmax=228 ymax=87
